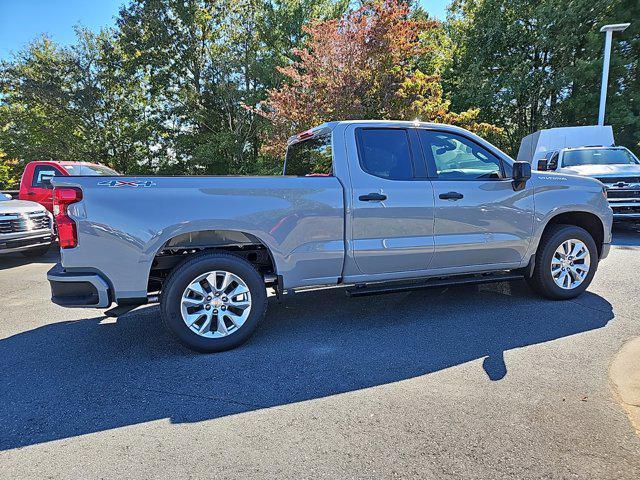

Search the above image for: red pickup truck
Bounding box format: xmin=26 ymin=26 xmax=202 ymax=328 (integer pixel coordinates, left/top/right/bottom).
xmin=19 ymin=161 xmax=119 ymax=212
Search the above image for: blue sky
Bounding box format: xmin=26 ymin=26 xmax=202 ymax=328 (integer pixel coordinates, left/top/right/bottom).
xmin=0 ymin=0 xmax=450 ymax=60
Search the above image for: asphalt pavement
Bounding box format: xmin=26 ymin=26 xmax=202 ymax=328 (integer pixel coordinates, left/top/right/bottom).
xmin=1 ymin=226 xmax=640 ymax=479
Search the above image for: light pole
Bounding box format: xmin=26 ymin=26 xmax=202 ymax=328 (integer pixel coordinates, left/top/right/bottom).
xmin=598 ymin=23 xmax=630 ymax=126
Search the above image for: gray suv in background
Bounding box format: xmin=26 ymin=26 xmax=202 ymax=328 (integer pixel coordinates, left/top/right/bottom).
xmin=47 ymin=121 xmax=613 ymax=352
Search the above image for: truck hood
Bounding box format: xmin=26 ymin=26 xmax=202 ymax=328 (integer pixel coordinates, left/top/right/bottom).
xmin=0 ymin=199 xmax=48 ymax=215
xmin=560 ymin=164 xmax=640 ymax=178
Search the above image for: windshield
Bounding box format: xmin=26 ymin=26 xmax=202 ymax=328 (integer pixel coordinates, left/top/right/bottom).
xmin=62 ymin=164 xmax=119 ymax=176
xmin=563 ymin=148 xmax=639 ymax=167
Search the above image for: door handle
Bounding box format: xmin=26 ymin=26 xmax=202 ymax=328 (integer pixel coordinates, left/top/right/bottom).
xmin=24 ymin=192 xmax=35 ymax=196
xmin=439 ymin=191 xmax=464 ymax=200
xmin=359 ymin=193 xmax=387 ymax=202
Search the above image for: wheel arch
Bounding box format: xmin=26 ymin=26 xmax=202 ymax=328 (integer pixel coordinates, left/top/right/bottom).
xmin=539 ymin=211 xmax=605 ymax=258
xmin=146 ymin=228 xmax=280 ymax=293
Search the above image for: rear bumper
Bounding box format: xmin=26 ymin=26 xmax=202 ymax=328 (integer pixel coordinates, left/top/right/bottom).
xmin=47 ymin=263 xmax=111 ymax=308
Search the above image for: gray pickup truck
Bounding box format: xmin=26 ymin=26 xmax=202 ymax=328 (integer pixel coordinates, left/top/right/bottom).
xmin=48 ymin=121 xmax=613 ymax=352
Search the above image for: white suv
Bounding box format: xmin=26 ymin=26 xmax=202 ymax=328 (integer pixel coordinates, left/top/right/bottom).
xmin=0 ymin=194 xmax=54 ymax=257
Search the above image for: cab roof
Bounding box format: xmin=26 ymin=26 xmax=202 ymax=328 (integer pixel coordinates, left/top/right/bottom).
xmin=29 ymin=160 xmax=106 ymax=167
xmin=287 ymin=120 xmax=471 ymax=146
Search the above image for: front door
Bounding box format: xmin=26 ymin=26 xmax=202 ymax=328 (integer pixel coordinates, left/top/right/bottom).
xmin=347 ymin=126 xmax=435 ymax=275
xmin=417 ymin=129 xmax=534 ymax=269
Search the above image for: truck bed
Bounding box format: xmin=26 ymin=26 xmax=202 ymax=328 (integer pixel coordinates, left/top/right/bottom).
xmin=53 ymin=175 xmax=345 ymax=301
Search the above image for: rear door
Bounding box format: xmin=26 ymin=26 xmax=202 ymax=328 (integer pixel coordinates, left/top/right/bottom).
xmin=417 ymin=129 xmax=534 ymax=269
xmin=347 ymin=126 xmax=436 ymax=275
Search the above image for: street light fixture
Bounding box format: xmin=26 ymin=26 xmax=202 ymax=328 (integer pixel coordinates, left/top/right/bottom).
xmin=598 ymin=23 xmax=630 ymax=126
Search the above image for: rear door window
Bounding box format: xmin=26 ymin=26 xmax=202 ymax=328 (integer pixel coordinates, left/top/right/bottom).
xmin=356 ymin=128 xmax=415 ymax=180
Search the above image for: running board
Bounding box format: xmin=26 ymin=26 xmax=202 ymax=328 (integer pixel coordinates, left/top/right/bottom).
xmin=345 ymin=272 xmax=523 ymax=298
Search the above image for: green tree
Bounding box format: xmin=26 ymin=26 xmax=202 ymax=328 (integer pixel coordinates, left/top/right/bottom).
xmin=0 ymin=151 xmax=21 ymax=190
xmin=0 ymin=36 xmax=88 ymax=164
xmin=116 ymin=0 xmax=345 ymax=174
xmin=445 ymin=0 xmax=639 ymax=155
xmin=258 ymin=0 xmax=502 ymax=155
xmin=0 ymin=0 xmax=346 ymax=176
xmin=0 ymin=29 xmax=155 ymax=174
xmin=554 ymin=0 xmax=640 ymax=156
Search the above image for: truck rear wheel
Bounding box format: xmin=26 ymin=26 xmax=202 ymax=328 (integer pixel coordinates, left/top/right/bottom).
xmin=527 ymin=225 xmax=598 ymax=300
xmin=160 ymin=252 xmax=267 ymax=352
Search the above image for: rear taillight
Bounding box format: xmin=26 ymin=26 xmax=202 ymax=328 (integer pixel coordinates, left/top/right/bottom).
xmin=53 ymin=187 xmax=82 ymax=249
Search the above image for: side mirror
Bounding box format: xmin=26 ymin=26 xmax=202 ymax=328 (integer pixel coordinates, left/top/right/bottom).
xmin=547 ymin=158 xmax=558 ymax=171
xmin=512 ymin=161 xmax=531 ymax=191
xmin=41 ymin=177 xmax=53 ymax=189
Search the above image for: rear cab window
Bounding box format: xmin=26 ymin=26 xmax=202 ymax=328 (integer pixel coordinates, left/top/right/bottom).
xmin=284 ymin=133 xmax=333 ymax=176
xmin=32 ymin=166 xmax=62 ymax=188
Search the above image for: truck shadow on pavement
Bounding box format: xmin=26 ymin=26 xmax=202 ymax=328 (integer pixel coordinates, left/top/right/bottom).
xmin=612 ymin=223 xmax=640 ymax=248
xmin=0 ymin=248 xmax=59 ymax=271
xmin=0 ymin=281 xmax=613 ymax=450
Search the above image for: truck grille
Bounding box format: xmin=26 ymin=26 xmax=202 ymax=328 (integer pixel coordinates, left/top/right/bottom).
xmin=0 ymin=211 xmax=51 ymax=234
xmin=611 ymin=205 xmax=640 ymax=215
xmin=595 ymin=177 xmax=640 ymax=185
xmin=607 ymin=190 xmax=640 ymax=199
xmin=594 ymin=176 xmax=640 ymax=216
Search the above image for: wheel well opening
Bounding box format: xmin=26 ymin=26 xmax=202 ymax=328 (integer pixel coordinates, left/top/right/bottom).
xmin=148 ymin=230 xmax=276 ymax=293
xmin=544 ymin=212 xmax=605 ymax=256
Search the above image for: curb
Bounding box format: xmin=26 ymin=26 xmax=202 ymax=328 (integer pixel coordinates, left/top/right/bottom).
xmin=609 ymin=336 xmax=640 ymax=436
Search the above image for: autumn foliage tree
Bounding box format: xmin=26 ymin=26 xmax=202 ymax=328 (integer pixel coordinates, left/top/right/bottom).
xmin=258 ymin=0 xmax=502 ymax=155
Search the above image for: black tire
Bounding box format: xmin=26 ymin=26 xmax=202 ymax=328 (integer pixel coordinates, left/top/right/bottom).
xmin=527 ymin=225 xmax=598 ymax=300
xmin=160 ymin=251 xmax=268 ymax=353
xmin=20 ymin=244 xmax=51 ymax=258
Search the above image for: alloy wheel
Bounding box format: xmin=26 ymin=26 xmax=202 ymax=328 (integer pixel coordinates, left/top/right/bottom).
xmin=180 ymin=270 xmax=252 ymax=338
xmin=550 ymin=239 xmax=591 ymax=290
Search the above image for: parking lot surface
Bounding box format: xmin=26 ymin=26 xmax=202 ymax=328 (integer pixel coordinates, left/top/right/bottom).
xmin=1 ymin=226 xmax=640 ymax=479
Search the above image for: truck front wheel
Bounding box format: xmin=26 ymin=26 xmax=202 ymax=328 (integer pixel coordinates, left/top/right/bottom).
xmin=527 ymin=225 xmax=598 ymax=300
xmin=160 ymin=252 xmax=268 ymax=352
